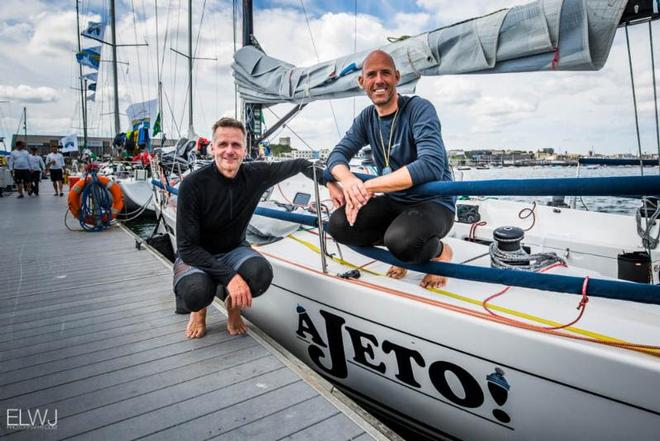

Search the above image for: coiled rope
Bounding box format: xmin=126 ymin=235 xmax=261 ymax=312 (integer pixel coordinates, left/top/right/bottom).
xmin=635 ymin=197 xmax=660 ymax=249
xmin=489 ymin=237 xmax=564 ymax=271
xmin=78 ymin=172 xmax=113 ymax=232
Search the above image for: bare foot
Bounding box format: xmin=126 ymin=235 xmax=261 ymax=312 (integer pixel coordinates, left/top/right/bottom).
xmin=185 ymin=308 xmax=207 ymax=338
xmin=386 ymin=266 xmax=408 ymax=279
xmin=225 ymin=296 xmax=248 ymax=335
xmin=420 ymin=242 xmax=454 ymax=289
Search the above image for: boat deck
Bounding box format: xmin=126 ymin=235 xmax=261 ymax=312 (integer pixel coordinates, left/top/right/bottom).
xmin=0 ymin=186 xmax=390 ymax=440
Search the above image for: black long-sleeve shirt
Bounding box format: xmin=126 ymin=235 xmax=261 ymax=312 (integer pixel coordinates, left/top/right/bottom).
xmin=176 ymin=159 xmax=320 ymax=285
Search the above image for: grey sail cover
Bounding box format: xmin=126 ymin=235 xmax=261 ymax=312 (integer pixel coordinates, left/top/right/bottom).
xmin=232 ymin=0 xmax=628 ymax=105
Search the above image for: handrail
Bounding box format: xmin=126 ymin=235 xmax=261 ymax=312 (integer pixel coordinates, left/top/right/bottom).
xmin=151 ymin=179 xmax=660 ymax=304
xmin=345 ymin=172 xmax=660 ymax=197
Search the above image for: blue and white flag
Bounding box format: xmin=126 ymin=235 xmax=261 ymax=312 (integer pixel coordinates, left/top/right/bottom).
xmin=82 ymin=21 xmax=106 ymax=41
xmin=76 ymin=46 xmax=101 ymax=70
xmin=81 ymin=72 xmax=97 ymax=82
xmin=126 ymin=99 xmax=159 ymax=135
xmin=86 ymin=92 xmax=96 ymax=102
xmin=60 ymin=134 xmax=79 ymax=153
xmin=88 ymin=82 xmax=96 ymax=91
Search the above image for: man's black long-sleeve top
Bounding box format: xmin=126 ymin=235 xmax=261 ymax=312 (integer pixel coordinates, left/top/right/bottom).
xmin=176 ymin=159 xmax=320 ymax=286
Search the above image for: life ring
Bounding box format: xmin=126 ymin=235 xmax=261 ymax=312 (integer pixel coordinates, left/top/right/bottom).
xmin=68 ymin=175 xmax=124 ymax=219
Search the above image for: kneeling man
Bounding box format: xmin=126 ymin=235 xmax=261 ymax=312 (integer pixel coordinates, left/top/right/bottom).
xmin=175 ymin=117 xmax=328 ymax=338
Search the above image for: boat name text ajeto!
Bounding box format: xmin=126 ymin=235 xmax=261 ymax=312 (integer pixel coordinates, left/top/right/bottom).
xmin=296 ymin=306 xmax=513 ymax=425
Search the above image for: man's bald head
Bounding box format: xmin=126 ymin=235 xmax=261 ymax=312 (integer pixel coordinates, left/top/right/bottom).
xmin=363 ymin=50 xmax=396 ymax=71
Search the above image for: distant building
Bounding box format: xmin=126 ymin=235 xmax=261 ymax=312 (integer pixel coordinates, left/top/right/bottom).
xmin=290 ymin=149 xmax=314 ymax=159
xmin=279 ymin=137 xmax=291 ymax=146
xmin=9 ymin=133 xmax=176 ymax=157
xmin=10 ymin=134 xmax=113 ymax=157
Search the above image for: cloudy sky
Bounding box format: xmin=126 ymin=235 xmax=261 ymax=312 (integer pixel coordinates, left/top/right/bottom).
xmin=1 ymin=0 xmax=660 ymax=155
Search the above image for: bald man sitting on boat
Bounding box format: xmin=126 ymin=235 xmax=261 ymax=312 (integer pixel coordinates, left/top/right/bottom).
xmin=174 ymin=117 xmax=329 ymax=338
xmin=326 ymin=50 xmax=455 ymax=288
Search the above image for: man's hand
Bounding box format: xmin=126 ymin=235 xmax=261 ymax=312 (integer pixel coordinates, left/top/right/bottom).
xmin=340 ymin=173 xmax=370 ymax=207
xmin=340 ymin=174 xmax=371 ymax=226
xmin=327 ymin=181 xmax=345 ymax=209
xmin=226 ymin=273 xmax=252 ymax=309
xmin=345 ymin=202 xmax=362 ymax=226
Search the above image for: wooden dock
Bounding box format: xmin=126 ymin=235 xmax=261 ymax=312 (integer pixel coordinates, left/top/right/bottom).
xmin=0 ymin=186 xmax=395 ymax=440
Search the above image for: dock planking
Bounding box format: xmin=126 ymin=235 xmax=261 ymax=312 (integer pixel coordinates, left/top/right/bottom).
xmin=0 ymin=186 xmax=386 ymax=440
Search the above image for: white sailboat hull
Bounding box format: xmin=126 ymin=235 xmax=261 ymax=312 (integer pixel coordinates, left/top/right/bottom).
xmin=119 ymin=178 xmax=155 ymax=214
xmin=245 ymin=258 xmax=660 ymax=440
xmin=151 ymin=176 xmax=660 ymax=440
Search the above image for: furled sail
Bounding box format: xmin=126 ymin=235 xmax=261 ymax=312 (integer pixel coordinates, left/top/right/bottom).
xmin=232 ymin=0 xmax=628 ymax=105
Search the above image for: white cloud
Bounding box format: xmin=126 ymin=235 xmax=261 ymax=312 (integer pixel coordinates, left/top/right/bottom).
xmin=0 ymin=84 xmax=60 ymax=103
xmin=1 ymin=0 xmax=659 ymax=155
xmin=418 ymin=77 xmax=482 ymax=106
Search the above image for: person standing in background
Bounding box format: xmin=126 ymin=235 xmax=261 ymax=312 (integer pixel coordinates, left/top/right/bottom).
xmin=46 ymin=145 xmax=65 ymax=196
xmin=28 ymin=147 xmax=45 ymax=196
xmin=8 ymin=141 xmax=32 ymax=199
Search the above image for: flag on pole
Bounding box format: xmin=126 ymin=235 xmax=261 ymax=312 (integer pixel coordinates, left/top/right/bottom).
xmin=88 ymin=82 xmax=96 ymax=91
xmin=126 ymin=99 xmax=159 ymax=136
xmin=81 ymin=72 xmax=98 ymax=82
xmin=152 ymin=112 xmax=161 ymax=136
xmin=76 ymin=46 xmax=101 ymax=70
xmin=86 ymin=92 xmax=96 ymax=102
xmin=60 ymin=134 xmax=79 ymax=153
xmin=81 ymin=21 xmax=106 ymax=41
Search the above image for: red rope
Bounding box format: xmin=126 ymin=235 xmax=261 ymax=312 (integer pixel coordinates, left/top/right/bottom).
xmin=544 ymin=276 xmax=590 ymax=330
xmin=469 ymin=221 xmax=487 ymax=240
xmin=481 ymin=262 xmax=594 ymax=332
xmin=518 ymin=201 xmax=537 ymax=231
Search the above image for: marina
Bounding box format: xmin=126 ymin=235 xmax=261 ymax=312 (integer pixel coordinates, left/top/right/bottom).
xmin=0 ymin=186 xmax=391 ymax=440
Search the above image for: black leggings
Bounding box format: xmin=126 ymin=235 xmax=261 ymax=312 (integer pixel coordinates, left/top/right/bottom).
xmin=174 ymin=256 xmax=273 ymax=313
xmin=30 ymin=171 xmax=41 ymax=195
xmin=327 ymin=196 xmax=454 ymax=264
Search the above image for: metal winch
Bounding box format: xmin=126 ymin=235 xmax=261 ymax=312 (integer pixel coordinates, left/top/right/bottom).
xmin=490 ymin=226 xmax=563 ymax=270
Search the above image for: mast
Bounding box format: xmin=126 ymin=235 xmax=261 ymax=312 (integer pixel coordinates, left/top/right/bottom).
xmin=188 ymin=0 xmax=194 ymax=137
xmin=75 ymin=0 xmax=88 ymax=150
xmin=23 ymin=107 xmax=27 ymax=142
xmin=109 ymin=0 xmax=120 ymax=135
xmin=242 ymin=0 xmax=262 ymax=158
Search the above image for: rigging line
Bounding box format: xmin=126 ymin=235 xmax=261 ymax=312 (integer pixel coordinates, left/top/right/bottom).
xmin=192 ymin=0 xmax=208 ymax=61
xmin=130 ymin=0 xmax=147 ymax=105
xmin=649 ymin=20 xmax=660 ymax=174
xmin=170 ymin=0 xmax=183 ymax=134
xmin=163 ymin=88 xmax=182 ymax=138
xmin=139 ymin=0 xmax=152 ymax=100
xmin=625 ymin=24 xmax=645 ymax=177
xmin=177 ymin=85 xmax=189 ymax=138
xmin=159 ymin=0 xmax=172 ymax=81
xmin=192 ymin=0 xmax=209 ymax=133
xmin=233 ymin=0 xmax=238 ymax=118
xmin=625 ymin=23 xmax=653 ymax=258
xmin=299 ymin=0 xmax=342 ymax=138
xmin=265 ymin=107 xmax=313 ymax=150
xmin=14 ymin=109 xmax=22 ymax=136
xmin=353 ymin=0 xmax=357 ymax=120
xmin=154 ymin=0 xmax=161 ymax=106
xmin=213 ymin=1 xmax=220 ymax=124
